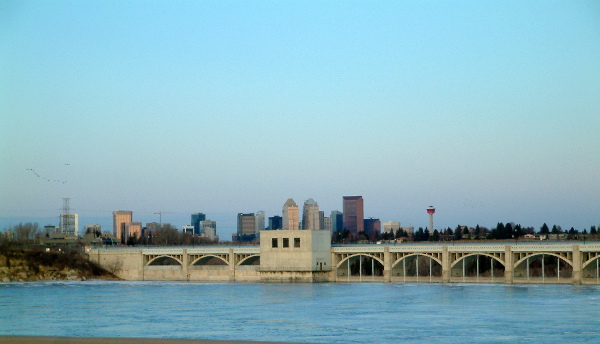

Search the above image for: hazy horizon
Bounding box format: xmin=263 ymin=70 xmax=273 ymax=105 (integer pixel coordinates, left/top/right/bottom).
xmin=2 ymin=1 xmax=599 ymax=239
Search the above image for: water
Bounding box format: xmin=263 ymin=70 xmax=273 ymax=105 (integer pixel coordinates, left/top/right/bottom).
xmin=1 ymin=281 xmax=599 ymax=343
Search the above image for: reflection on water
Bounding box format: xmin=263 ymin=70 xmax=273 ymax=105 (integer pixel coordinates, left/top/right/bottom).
xmin=1 ymin=281 xmax=599 ymax=344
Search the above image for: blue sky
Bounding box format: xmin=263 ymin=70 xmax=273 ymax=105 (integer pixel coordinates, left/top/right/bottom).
xmin=1 ymin=1 xmax=599 ymax=239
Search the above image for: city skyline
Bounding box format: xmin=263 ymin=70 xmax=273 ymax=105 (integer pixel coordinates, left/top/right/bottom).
xmin=2 ymin=194 xmax=599 ymax=242
xmin=1 ymin=2 xmax=599 ymax=237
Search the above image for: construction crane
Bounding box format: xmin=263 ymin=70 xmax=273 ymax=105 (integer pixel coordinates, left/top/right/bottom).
xmin=154 ymin=211 xmax=174 ymax=224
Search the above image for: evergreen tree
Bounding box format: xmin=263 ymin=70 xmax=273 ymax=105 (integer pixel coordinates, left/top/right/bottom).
xmin=514 ymin=224 xmax=523 ymax=239
xmin=454 ymin=225 xmax=462 ymax=240
xmin=504 ymin=223 xmax=513 ymax=239
xmin=540 ymin=223 xmax=550 ymax=234
xmin=462 ymin=226 xmax=470 ymax=239
xmin=431 ymin=229 xmax=440 ymax=241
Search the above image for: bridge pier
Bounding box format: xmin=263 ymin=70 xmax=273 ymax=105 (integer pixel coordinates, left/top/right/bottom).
xmin=139 ymin=250 xmax=145 ymax=281
xmin=383 ymin=247 xmax=391 ymax=282
xmin=504 ymin=246 xmax=514 ymax=284
xmin=442 ymin=246 xmax=450 ymax=283
xmin=182 ymin=249 xmax=189 ymax=281
xmin=228 ymin=248 xmax=235 ymax=281
xmin=572 ymin=245 xmax=582 ymax=285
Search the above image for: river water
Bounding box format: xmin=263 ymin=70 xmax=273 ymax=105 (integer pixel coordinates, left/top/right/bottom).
xmin=1 ymin=281 xmax=599 ymax=343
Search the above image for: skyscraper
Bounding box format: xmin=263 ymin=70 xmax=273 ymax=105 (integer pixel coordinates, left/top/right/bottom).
xmin=302 ymin=198 xmax=320 ymax=230
xmin=323 ymin=217 xmax=332 ymax=231
xmin=255 ymin=211 xmax=266 ymax=234
xmin=268 ymin=216 xmax=282 ymax=230
xmin=383 ymin=221 xmax=400 ymax=235
xmin=330 ymin=210 xmax=343 ymax=232
xmin=319 ymin=211 xmax=325 ymax=230
xmin=113 ymin=210 xmax=132 ymax=242
xmin=363 ymin=218 xmax=381 ymax=236
xmin=191 ymin=213 xmax=206 ymax=236
xmin=237 ymin=213 xmax=256 ymax=237
xmin=124 ymin=222 xmax=142 ymax=239
xmin=282 ymin=198 xmax=299 ymax=230
xmin=200 ymin=220 xmax=217 ymax=241
xmin=343 ymin=196 xmax=364 ymax=236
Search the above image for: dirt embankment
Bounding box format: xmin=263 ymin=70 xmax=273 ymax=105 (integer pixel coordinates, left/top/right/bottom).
xmin=0 ymin=248 xmax=118 ymax=282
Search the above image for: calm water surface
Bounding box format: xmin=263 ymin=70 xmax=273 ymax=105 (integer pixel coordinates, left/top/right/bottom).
xmin=1 ymin=281 xmax=599 ymax=343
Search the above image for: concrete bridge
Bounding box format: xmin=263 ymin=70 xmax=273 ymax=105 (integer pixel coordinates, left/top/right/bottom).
xmin=89 ymin=234 xmax=600 ymax=284
xmin=332 ymin=243 xmax=600 ymax=284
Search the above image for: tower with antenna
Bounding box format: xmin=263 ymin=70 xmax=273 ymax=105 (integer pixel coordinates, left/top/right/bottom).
xmin=60 ymin=197 xmax=78 ymax=236
xmin=427 ymin=206 xmax=435 ymax=233
xmin=60 ymin=198 xmax=70 ymax=233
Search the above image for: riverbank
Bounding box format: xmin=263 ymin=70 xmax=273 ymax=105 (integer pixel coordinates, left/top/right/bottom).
xmin=0 ymin=248 xmax=117 ymax=282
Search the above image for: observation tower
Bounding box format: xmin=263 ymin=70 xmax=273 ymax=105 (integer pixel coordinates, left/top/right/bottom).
xmin=427 ymin=206 xmax=435 ymax=233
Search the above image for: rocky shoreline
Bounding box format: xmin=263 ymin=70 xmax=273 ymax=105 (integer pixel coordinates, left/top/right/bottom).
xmin=0 ymin=248 xmax=117 ymax=282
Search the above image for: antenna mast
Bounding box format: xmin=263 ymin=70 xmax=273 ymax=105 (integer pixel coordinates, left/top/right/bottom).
xmin=61 ymin=198 xmax=70 ymax=233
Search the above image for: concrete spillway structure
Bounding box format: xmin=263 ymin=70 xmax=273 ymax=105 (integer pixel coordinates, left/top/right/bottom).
xmin=88 ymin=231 xmax=600 ymax=284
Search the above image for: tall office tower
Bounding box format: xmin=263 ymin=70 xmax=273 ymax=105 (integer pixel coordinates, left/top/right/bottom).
xmin=268 ymin=216 xmax=282 ymax=230
xmin=191 ymin=213 xmax=206 ymax=235
xmin=323 ymin=217 xmax=332 ymax=231
xmin=60 ymin=213 xmax=78 ymax=236
xmin=282 ymin=199 xmax=299 ymax=230
xmin=319 ymin=211 xmax=325 ymax=230
xmin=363 ymin=218 xmax=381 ymax=236
xmin=200 ymin=220 xmax=217 ymax=240
xmin=330 ymin=210 xmax=343 ymax=232
xmin=124 ymin=222 xmax=142 ymax=239
xmin=113 ymin=210 xmax=132 ymax=241
xmin=302 ymin=198 xmax=320 ymax=230
xmin=383 ymin=221 xmax=400 ymax=235
xmin=237 ymin=213 xmax=256 ymax=237
xmin=343 ymin=196 xmax=364 ymax=236
xmin=255 ymin=211 xmax=266 ymax=234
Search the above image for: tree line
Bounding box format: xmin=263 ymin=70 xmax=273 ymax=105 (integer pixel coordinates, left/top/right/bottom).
xmin=331 ymin=223 xmax=598 ymax=244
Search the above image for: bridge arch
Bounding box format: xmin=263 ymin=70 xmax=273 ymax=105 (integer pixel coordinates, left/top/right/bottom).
xmin=336 ymin=254 xmax=384 ymax=277
xmin=582 ymin=255 xmax=600 ymax=279
xmin=237 ymin=255 xmax=260 ymax=266
xmin=146 ymin=255 xmax=183 ymax=266
xmin=391 ymin=253 xmax=443 ymax=278
xmin=582 ymin=255 xmax=600 ymax=270
xmin=450 ymin=253 xmax=505 ymax=269
xmin=190 ymin=255 xmax=229 ymax=266
xmin=392 ymin=253 xmax=442 ymax=269
xmin=513 ymin=252 xmax=573 ymax=269
xmin=336 ymin=253 xmax=384 ymax=269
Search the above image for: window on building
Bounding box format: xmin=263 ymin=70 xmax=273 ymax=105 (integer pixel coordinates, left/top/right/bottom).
xmin=294 ymin=238 xmax=300 ymax=248
xmin=283 ymin=238 xmax=289 ymax=248
xmin=272 ymin=238 xmax=278 ymax=248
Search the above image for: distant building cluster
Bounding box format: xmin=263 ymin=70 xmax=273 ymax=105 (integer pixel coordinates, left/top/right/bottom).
xmin=112 ymin=211 xmax=220 ymax=244
xmin=232 ymin=195 xmax=399 ymax=243
xmin=39 ymin=195 xmax=410 ymax=245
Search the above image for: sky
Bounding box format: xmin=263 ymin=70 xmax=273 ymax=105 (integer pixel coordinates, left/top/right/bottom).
xmin=1 ymin=1 xmax=599 ymax=239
